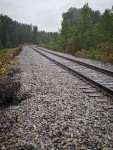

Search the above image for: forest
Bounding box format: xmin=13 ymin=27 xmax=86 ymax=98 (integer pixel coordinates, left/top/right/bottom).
xmin=0 ymin=14 xmax=56 ymax=75
xmin=0 ymin=14 xmax=56 ymax=48
xmin=46 ymin=4 xmax=113 ymax=62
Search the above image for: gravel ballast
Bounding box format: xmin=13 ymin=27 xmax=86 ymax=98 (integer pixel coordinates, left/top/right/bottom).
xmin=38 ymin=47 xmax=113 ymax=72
xmin=0 ymin=46 xmax=113 ymax=150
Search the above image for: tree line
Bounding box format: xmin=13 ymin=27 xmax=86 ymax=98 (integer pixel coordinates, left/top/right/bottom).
xmin=47 ymin=4 xmax=113 ymax=55
xmin=1 ymin=3 xmax=113 ymax=61
xmin=0 ymin=14 xmax=56 ymax=49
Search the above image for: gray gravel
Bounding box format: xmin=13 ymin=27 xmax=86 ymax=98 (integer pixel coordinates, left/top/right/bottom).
xmin=39 ymin=47 xmax=113 ymax=72
xmin=0 ymin=46 xmax=113 ymax=150
xmin=36 ymin=47 xmax=113 ymax=90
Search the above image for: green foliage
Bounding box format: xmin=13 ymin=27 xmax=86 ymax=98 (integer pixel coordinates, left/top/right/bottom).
xmin=37 ymin=31 xmax=56 ymax=44
xmin=32 ymin=26 xmax=38 ymax=44
xmin=0 ymin=43 xmax=3 ymax=49
xmin=0 ymin=14 xmax=55 ymax=48
xmin=46 ymin=34 xmax=65 ymax=51
xmin=100 ymin=9 xmax=113 ymax=35
xmin=45 ymin=4 xmax=113 ymax=63
xmin=75 ymin=42 xmax=113 ymax=63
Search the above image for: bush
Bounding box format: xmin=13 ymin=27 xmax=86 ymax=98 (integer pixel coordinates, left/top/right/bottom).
xmin=98 ymin=42 xmax=113 ymax=55
xmin=0 ymin=72 xmax=29 ymax=107
xmin=0 ymin=76 xmax=20 ymax=105
xmin=75 ymin=49 xmax=88 ymax=58
xmin=75 ymin=42 xmax=113 ymax=63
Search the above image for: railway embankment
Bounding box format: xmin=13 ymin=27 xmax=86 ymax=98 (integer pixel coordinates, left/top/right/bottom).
xmin=0 ymin=46 xmax=113 ymax=149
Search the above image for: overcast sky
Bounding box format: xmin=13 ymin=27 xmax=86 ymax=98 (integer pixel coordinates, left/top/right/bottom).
xmin=0 ymin=0 xmax=113 ymax=32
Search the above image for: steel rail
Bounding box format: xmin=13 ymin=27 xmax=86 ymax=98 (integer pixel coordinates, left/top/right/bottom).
xmin=36 ymin=47 xmax=113 ymax=77
xmin=30 ymin=46 xmax=113 ymax=98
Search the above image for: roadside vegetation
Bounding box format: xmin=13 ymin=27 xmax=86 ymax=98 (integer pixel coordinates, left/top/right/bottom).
xmin=0 ymin=46 xmax=22 ymax=75
xmin=0 ymin=46 xmax=23 ymax=106
xmin=43 ymin=4 xmax=113 ymax=63
xmin=75 ymin=42 xmax=113 ymax=63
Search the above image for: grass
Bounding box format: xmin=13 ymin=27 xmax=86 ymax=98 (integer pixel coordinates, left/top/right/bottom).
xmin=0 ymin=46 xmax=22 ymax=76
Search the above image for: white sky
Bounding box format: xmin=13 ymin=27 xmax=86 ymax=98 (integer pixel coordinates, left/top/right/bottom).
xmin=0 ymin=0 xmax=113 ymax=32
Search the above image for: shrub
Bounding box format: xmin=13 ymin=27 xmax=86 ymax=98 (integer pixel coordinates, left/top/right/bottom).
xmin=75 ymin=42 xmax=113 ymax=63
xmin=0 ymin=77 xmax=20 ymax=105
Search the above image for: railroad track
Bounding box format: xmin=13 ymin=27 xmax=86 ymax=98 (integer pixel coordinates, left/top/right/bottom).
xmin=38 ymin=47 xmax=113 ymax=77
xmin=29 ymin=45 xmax=113 ymax=110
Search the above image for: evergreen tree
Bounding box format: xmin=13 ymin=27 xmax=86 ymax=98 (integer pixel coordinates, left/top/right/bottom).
xmin=32 ymin=26 xmax=38 ymax=44
xmin=99 ymin=9 xmax=113 ymax=43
